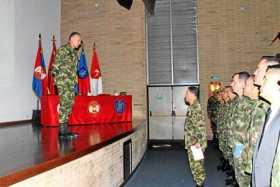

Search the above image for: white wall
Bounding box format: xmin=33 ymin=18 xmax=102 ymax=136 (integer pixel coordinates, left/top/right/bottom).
xmin=0 ymin=0 xmax=60 ymax=122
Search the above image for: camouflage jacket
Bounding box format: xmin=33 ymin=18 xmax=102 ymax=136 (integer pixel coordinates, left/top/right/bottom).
xmin=222 ymin=99 xmax=235 ymax=141
xmin=228 ymin=96 xmax=255 ymax=148
xmin=52 ymin=44 xmax=79 ymax=88
xmin=226 ymin=96 xmax=240 ymax=147
xmin=241 ymin=99 xmax=270 ymax=173
xmin=232 ymin=96 xmax=255 ymax=145
xmin=207 ymin=95 xmax=219 ymax=123
xmin=216 ymin=102 xmax=230 ymax=138
xmin=185 ymin=100 xmax=207 ymax=150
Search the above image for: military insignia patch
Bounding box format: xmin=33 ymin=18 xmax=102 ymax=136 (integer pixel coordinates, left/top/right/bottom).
xmin=114 ymin=99 xmax=125 ymax=113
xmin=88 ymin=100 xmax=100 ymax=114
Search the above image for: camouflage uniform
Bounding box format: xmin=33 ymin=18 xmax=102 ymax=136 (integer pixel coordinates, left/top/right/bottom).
xmin=185 ymin=100 xmax=207 ymax=186
xmin=217 ymin=101 xmax=230 ymax=155
xmin=241 ymin=100 xmax=269 ymax=175
xmin=229 ymin=96 xmax=255 ymax=187
xmin=52 ymin=44 xmax=78 ymax=124
xmin=215 ymin=102 xmax=223 ymax=148
xmin=225 ymin=96 xmax=239 ymax=166
xmin=208 ymin=95 xmax=221 ymax=124
xmin=272 ymin=139 xmax=280 ymax=187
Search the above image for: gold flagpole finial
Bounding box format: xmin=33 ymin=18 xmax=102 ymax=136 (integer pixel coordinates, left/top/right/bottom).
xmin=81 ymin=40 xmax=84 ymax=49
xmin=52 ymin=35 xmax=56 ymax=42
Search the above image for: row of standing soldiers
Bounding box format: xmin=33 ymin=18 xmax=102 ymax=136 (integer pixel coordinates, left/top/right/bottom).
xmin=208 ymin=55 xmax=280 ymax=187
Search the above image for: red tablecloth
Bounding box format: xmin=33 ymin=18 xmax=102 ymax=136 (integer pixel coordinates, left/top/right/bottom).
xmin=41 ymin=95 xmax=132 ymax=126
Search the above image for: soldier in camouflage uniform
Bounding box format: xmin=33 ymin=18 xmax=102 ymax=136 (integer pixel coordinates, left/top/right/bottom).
xmin=221 ymin=87 xmax=236 ymax=162
xmin=52 ymin=32 xmax=81 ymax=140
xmin=184 ymin=86 xmax=207 ymax=187
xmin=217 ymin=87 xmax=233 ymax=158
xmin=229 ymin=71 xmax=253 ymax=187
xmin=250 ymin=57 xmax=280 ymax=187
xmin=252 ymin=66 xmax=280 ymax=187
xmin=216 ymin=89 xmax=225 ymax=151
xmin=224 ymin=93 xmax=239 ymax=169
xmin=240 ymin=76 xmax=269 ymax=179
xmin=207 ymin=91 xmax=220 ymax=141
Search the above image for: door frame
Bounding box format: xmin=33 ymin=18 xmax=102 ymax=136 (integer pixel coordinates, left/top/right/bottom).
xmin=147 ymin=84 xmax=200 ymax=145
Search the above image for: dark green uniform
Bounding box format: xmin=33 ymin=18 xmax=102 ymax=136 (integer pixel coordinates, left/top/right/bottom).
xmin=185 ymin=100 xmax=207 ymax=186
xmin=52 ymin=44 xmax=78 ymax=124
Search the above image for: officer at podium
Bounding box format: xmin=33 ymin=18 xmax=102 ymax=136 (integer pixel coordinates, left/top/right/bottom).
xmin=52 ymin=32 xmax=81 ymax=140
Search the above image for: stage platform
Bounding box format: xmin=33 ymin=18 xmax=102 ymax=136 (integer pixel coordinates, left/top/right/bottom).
xmin=0 ymin=119 xmax=147 ymax=186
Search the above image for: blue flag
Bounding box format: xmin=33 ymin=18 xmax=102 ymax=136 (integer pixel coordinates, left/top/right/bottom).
xmin=77 ymin=50 xmax=89 ymax=78
xmin=77 ymin=49 xmax=90 ymax=95
xmin=32 ymin=41 xmax=47 ymax=97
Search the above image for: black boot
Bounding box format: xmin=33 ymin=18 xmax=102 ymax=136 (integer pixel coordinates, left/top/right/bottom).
xmin=225 ymin=178 xmax=234 ymax=185
xmin=226 ymin=170 xmax=234 ymax=177
xmin=222 ymin=161 xmax=231 ymax=171
xmin=59 ymin=123 xmax=79 ymax=140
xmin=217 ymin=159 xmax=227 ymax=171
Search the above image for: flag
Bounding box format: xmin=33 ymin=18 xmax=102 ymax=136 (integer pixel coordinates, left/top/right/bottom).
xmin=32 ymin=34 xmax=48 ymax=97
xmin=47 ymin=35 xmax=57 ymax=95
xmin=90 ymin=46 xmax=103 ymax=96
xmin=77 ymin=49 xmax=90 ymax=95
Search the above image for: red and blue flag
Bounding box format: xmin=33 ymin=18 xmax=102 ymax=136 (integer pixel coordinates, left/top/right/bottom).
xmin=32 ymin=34 xmax=48 ymax=97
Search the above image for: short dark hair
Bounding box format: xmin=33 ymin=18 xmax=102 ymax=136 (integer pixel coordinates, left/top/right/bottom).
xmin=261 ymin=56 xmax=275 ymax=60
xmin=232 ymin=71 xmax=250 ymax=81
xmin=188 ymin=86 xmax=199 ymax=98
xmin=225 ymin=85 xmax=233 ymax=91
xmin=275 ymin=53 xmax=280 ymax=58
xmin=267 ymin=64 xmax=280 ymax=71
xmin=68 ymin=32 xmax=81 ymax=40
xmin=238 ymin=71 xmax=250 ymax=80
xmin=261 ymin=55 xmax=280 ymax=65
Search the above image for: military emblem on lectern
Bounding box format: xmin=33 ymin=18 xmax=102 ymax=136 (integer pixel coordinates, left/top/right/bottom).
xmin=88 ymin=101 xmax=100 ymax=114
xmin=114 ymin=100 xmax=125 ymax=113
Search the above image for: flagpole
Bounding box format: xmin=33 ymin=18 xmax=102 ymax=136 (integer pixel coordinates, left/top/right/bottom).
xmin=37 ymin=33 xmax=41 ymax=111
xmin=37 ymin=99 xmax=39 ymax=110
xmin=52 ymin=34 xmax=56 ymax=42
xmin=32 ymin=33 xmax=42 ymax=122
xmin=81 ymin=40 xmax=84 ymax=52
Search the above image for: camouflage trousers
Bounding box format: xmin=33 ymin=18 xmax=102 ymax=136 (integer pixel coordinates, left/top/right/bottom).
xmin=187 ymin=149 xmax=206 ymax=186
xmin=57 ymin=85 xmax=75 ymax=124
xmin=233 ymin=157 xmax=251 ymax=187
